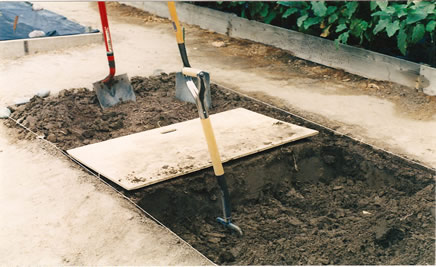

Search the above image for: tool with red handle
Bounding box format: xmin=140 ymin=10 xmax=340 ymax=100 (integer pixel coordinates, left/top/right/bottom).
xmin=93 ymin=1 xmax=136 ymax=109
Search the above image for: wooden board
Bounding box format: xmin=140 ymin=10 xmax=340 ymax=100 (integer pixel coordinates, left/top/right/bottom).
xmin=67 ymin=108 xmax=318 ymax=190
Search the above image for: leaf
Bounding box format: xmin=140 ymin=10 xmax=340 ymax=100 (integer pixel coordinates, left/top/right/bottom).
xmin=303 ymin=16 xmax=323 ymax=30
xmin=384 ymin=6 xmax=396 ymax=14
xmin=370 ymin=1 xmax=378 ymax=11
xmin=320 ymin=20 xmax=326 ymax=29
xmin=421 ymin=3 xmax=435 ymax=15
xmin=334 ymin=31 xmax=350 ymax=48
xmin=406 ymin=9 xmax=428 ymax=24
xmin=336 ymin=23 xmax=347 ymax=33
xmin=426 ymin=20 xmax=436 ymax=32
xmin=393 ymin=4 xmax=408 ymax=18
xmin=339 ymin=31 xmax=350 ymax=44
xmin=411 ymin=23 xmax=425 ymax=43
xmin=397 ymin=28 xmax=407 ymax=55
xmin=260 ymin=3 xmax=269 ymax=17
xmin=364 ymin=31 xmax=373 ymax=44
xmin=326 ymin=6 xmax=337 ymax=16
xmin=277 ymin=1 xmax=299 ymax=7
xmin=311 ymin=1 xmax=327 ymax=17
xmin=297 ymin=14 xmax=308 ymax=28
xmin=320 ymin=25 xmax=331 ymax=37
xmin=344 ymin=1 xmax=359 ymax=19
xmin=264 ymin=10 xmax=277 ymax=24
xmin=351 ymin=20 xmax=368 ymax=39
xmin=282 ymin=7 xmax=298 ymax=18
xmin=371 ymin=10 xmax=390 ymax=19
xmin=415 ymin=1 xmax=435 ymax=14
xmin=376 ymin=1 xmax=388 ymax=11
xmin=328 ymin=13 xmax=338 ymax=24
xmin=373 ymin=19 xmax=390 ymax=35
xmin=334 ymin=38 xmax=340 ymax=48
xmin=386 ymin=20 xmax=400 ymax=37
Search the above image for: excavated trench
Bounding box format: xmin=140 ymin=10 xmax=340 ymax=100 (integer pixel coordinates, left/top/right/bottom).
xmin=5 ymin=73 xmax=435 ymax=265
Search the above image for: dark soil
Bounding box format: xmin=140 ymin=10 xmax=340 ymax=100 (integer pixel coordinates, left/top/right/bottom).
xmin=5 ymin=73 xmax=435 ymax=265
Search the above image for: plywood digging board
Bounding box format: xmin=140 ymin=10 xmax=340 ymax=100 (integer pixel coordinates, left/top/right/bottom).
xmin=67 ymin=108 xmax=318 ymax=190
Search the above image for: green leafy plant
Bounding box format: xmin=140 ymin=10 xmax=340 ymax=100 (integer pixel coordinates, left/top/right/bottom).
xmin=277 ymin=0 xmax=435 ymax=56
xmin=370 ymin=0 xmax=435 ymax=55
xmin=277 ymin=1 xmax=365 ymax=46
xmin=194 ymin=1 xmax=436 ymax=65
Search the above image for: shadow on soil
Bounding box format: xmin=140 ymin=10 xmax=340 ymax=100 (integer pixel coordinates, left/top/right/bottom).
xmin=5 ymin=73 xmax=435 ymax=265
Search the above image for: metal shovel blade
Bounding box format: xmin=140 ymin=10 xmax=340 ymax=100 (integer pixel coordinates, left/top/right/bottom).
xmin=175 ymin=72 xmax=212 ymax=107
xmin=93 ymin=73 xmax=136 ymax=109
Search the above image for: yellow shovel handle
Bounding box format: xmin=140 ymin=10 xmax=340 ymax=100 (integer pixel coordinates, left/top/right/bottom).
xmin=167 ymin=1 xmax=184 ymax=44
xmin=201 ymin=118 xmax=224 ymax=176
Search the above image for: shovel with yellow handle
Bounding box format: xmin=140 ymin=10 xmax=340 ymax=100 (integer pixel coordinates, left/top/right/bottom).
xmin=167 ymin=1 xmax=211 ymax=107
xmin=168 ymin=2 xmax=242 ymax=236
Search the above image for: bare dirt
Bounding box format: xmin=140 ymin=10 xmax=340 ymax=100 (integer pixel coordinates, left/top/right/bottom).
xmin=6 ymin=73 xmax=245 ymax=150
xmin=107 ymin=2 xmax=436 ymax=122
xmin=4 ymin=73 xmax=435 ymax=265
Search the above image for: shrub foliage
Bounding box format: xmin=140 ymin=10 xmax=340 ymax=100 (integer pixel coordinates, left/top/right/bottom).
xmin=195 ymin=1 xmax=435 ymax=65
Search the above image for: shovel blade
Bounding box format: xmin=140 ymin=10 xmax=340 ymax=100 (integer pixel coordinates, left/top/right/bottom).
xmin=175 ymin=72 xmax=212 ymax=107
xmin=93 ymin=73 xmax=136 ymax=109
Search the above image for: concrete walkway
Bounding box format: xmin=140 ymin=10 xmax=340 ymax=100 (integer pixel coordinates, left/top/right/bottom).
xmin=0 ymin=126 xmax=211 ymax=265
xmin=0 ymin=3 xmax=211 ymax=265
xmin=2 ymin=2 xmax=435 ymax=169
xmin=0 ymin=1 xmax=434 ymax=265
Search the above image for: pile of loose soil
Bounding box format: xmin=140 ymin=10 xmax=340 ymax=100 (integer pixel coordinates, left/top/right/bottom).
xmin=5 ymin=73 xmax=301 ymax=151
xmin=4 ymin=73 xmax=435 ymax=265
xmin=6 ymin=73 xmax=228 ymax=150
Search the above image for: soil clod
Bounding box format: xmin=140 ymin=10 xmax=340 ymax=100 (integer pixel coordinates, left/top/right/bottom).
xmin=3 ymin=73 xmax=434 ymax=265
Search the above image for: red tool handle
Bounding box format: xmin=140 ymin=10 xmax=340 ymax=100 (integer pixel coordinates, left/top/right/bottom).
xmin=98 ymin=1 xmax=115 ymax=79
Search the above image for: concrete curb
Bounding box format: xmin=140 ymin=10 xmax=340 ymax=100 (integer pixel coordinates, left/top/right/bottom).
xmin=0 ymin=33 xmax=103 ymax=59
xmin=122 ymin=1 xmax=436 ymax=96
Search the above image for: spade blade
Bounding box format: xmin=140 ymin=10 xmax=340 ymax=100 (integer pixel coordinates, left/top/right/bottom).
xmin=175 ymin=72 xmax=212 ymax=107
xmin=93 ymin=73 xmax=136 ymax=109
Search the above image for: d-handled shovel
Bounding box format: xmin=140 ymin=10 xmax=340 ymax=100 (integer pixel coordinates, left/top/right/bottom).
xmin=177 ymin=67 xmax=243 ymax=236
xmin=167 ymin=1 xmax=211 ymax=108
xmin=168 ymin=1 xmax=241 ymax=236
xmin=93 ymin=1 xmax=136 ymax=109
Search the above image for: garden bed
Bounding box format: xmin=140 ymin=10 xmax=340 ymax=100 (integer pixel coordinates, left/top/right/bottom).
xmin=123 ymin=1 xmax=436 ymax=95
xmin=4 ymin=73 xmax=435 ymax=265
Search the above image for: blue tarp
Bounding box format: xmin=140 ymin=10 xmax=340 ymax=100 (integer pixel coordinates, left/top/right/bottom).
xmin=0 ymin=2 xmax=97 ymax=41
